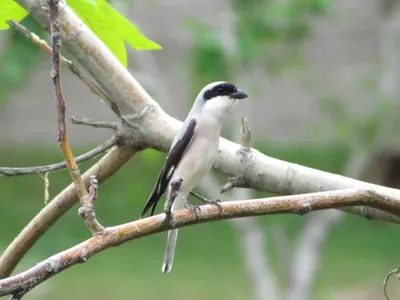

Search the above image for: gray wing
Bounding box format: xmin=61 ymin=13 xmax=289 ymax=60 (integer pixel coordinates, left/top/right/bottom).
xmin=140 ymin=118 xmax=197 ymax=217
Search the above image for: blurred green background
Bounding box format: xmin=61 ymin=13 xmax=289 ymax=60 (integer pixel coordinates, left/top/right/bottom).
xmin=1 ymin=0 xmax=400 ymax=300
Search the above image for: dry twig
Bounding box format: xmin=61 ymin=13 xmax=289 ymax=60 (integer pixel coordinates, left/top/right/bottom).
xmin=0 ymin=187 xmax=399 ymax=297
xmin=70 ymin=117 xmax=117 ymax=129
xmin=384 ymin=267 xmax=400 ymax=300
xmin=48 ymin=0 xmax=87 ymax=198
xmin=47 ymin=0 xmax=105 ymax=237
xmin=0 ymin=136 xmax=116 ymax=176
xmin=0 ymin=145 xmax=136 ymax=279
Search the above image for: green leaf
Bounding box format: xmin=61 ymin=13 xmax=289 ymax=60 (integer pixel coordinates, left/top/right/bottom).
xmin=67 ymin=0 xmax=161 ymax=66
xmin=82 ymin=14 xmax=128 ymax=66
xmin=0 ymin=1 xmax=28 ymax=30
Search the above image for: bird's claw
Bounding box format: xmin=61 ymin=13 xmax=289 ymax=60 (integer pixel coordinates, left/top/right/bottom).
xmin=185 ymin=202 xmax=201 ymax=213
xmin=183 ymin=196 xmax=201 ymax=213
xmin=162 ymin=209 xmax=173 ymax=226
xmin=202 ymin=198 xmax=221 ymax=206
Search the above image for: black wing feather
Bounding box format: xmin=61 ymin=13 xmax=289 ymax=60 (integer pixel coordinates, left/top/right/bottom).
xmin=140 ymin=119 xmax=197 ymax=217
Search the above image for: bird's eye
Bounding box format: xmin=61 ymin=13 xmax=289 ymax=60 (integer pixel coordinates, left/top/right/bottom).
xmin=217 ymin=87 xmax=224 ymax=94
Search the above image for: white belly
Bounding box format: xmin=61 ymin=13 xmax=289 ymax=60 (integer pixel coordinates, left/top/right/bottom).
xmin=169 ymin=118 xmax=221 ymax=210
xmin=174 ymin=134 xmax=218 ymax=194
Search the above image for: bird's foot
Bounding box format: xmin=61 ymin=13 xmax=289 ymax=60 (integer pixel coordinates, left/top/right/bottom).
xmin=163 ymin=208 xmax=173 ymax=225
xmin=184 ymin=197 xmax=201 ymax=213
xmin=200 ymin=198 xmax=221 ymax=206
xmin=190 ymin=191 xmax=221 ymax=207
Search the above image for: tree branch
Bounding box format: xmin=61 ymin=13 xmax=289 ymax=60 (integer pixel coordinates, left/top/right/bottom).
xmin=0 ymin=145 xmax=136 ymax=279
xmin=48 ymin=0 xmax=103 ymax=236
xmin=0 ymin=187 xmax=399 ymax=297
xmin=0 ymin=136 xmax=116 ymax=176
xmin=70 ymin=117 xmax=117 ymax=129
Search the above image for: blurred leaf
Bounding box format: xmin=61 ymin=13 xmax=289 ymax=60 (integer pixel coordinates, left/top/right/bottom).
xmin=0 ymin=1 xmax=28 ymax=30
xmin=311 ymin=0 xmax=333 ymax=13
xmin=67 ymin=0 xmax=161 ymax=67
xmin=318 ymin=95 xmax=349 ymax=121
xmin=0 ymin=16 xmax=44 ymax=106
xmin=187 ymin=21 xmax=230 ymax=94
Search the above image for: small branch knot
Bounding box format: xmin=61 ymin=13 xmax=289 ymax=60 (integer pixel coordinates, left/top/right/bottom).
xmin=297 ymin=203 xmax=312 ymax=216
xmin=78 ymin=175 xmax=105 ymax=235
xmin=44 ymin=259 xmax=58 ymax=273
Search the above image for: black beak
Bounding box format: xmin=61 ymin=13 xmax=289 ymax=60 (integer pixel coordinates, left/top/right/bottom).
xmin=230 ymin=88 xmax=248 ymax=100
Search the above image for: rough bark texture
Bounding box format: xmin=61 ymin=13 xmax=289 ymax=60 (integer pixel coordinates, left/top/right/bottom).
xmin=0 ymin=187 xmax=399 ymax=297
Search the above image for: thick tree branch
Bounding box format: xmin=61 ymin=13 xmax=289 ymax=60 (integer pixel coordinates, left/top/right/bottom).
xmin=0 ymin=136 xmax=116 ymax=176
xmin=0 ymin=145 xmax=136 ymax=279
xmin=0 ymin=187 xmax=399 ymax=297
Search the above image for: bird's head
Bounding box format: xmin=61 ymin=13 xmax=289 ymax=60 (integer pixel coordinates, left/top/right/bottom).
xmin=196 ymin=81 xmax=248 ymax=121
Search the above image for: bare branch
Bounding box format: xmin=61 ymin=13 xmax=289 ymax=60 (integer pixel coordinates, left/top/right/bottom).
xmin=70 ymin=117 xmax=117 ymax=129
xmin=384 ymin=267 xmax=400 ymax=300
xmin=48 ymin=0 xmax=86 ymax=197
xmin=48 ymin=0 xmax=104 ymax=235
xmin=0 ymin=145 xmax=136 ymax=278
xmin=0 ymin=187 xmax=399 ymax=297
xmin=6 ymin=20 xmax=114 ymax=108
xmin=0 ymin=136 xmax=116 ymax=176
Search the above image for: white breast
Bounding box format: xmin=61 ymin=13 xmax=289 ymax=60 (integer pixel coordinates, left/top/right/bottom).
xmin=171 ymin=115 xmax=221 ymax=197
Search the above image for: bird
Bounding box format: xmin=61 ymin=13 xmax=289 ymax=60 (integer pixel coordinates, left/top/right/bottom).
xmin=140 ymin=81 xmax=248 ymax=273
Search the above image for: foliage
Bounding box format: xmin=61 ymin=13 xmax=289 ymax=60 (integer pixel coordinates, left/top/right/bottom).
xmin=316 ymin=76 xmax=400 ymax=152
xmin=187 ymin=0 xmax=333 ymax=93
xmin=0 ymin=1 xmax=28 ymax=30
xmin=0 ymin=0 xmax=161 ymax=67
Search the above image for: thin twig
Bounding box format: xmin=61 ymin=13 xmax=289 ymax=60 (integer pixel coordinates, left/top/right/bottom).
xmin=47 ymin=0 xmax=102 ymax=235
xmin=384 ymin=267 xmax=400 ymax=300
xmin=0 ymin=187 xmax=399 ymax=297
xmin=0 ymin=145 xmax=136 ymax=279
xmin=71 ymin=117 xmax=117 ymax=129
xmin=6 ymin=20 xmax=114 ymax=109
xmin=0 ymin=136 xmax=117 ymax=176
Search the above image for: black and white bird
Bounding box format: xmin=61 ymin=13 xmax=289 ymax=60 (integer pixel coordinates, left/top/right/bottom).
xmin=140 ymin=81 xmax=248 ymax=273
